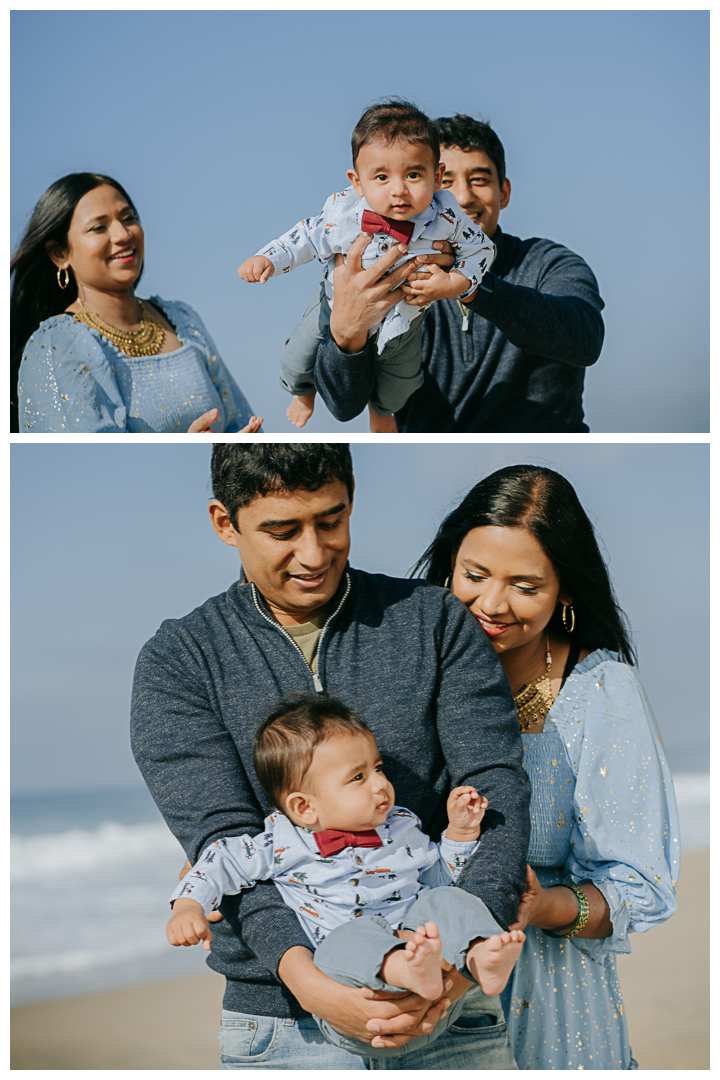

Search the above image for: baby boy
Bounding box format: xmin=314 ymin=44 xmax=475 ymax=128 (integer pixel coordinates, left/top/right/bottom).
xmin=167 ymin=692 xmax=524 ymax=1058
xmin=238 ymin=99 xmax=494 ymax=433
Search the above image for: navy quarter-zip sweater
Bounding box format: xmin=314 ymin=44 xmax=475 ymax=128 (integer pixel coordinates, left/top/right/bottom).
xmin=314 ymin=227 xmax=604 ymax=433
xmin=131 ymin=568 xmax=531 ymax=1018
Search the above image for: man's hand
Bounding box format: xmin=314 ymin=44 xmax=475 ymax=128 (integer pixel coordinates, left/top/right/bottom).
xmin=277 ymin=945 xmax=451 ymax=1049
xmin=238 ymin=256 xmax=274 ymax=284
xmin=330 ymin=234 xmax=428 ymax=353
xmin=167 ymin=898 xmax=213 ymax=951
xmin=367 ymin=948 xmax=472 ymax=1049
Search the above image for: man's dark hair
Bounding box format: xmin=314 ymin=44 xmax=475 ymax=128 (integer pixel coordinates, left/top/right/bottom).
xmin=210 ymin=444 xmax=354 ymax=529
xmin=253 ymin=692 xmax=372 ymax=811
xmin=432 ymin=114 xmax=507 ymax=188
xmin=414 ymin=465 xmax=636 ymax=665
xmin=351 ymin=98 xmax=440 ymax=168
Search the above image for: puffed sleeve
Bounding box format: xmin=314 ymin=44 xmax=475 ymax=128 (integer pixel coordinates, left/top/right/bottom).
xmin=18 ymin=318 xmax=128 ymax=432
xmin=558 ymin=659 xmax=680 ymax=962
xmin=156 ymin=299 xmax=256 ymax=432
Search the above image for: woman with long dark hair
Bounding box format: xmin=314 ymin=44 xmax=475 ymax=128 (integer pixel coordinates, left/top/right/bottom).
xmin=11 ymin=174 xmax=262 ymax=433
xmin=416 ymin=464 xmax=679 ymax=1070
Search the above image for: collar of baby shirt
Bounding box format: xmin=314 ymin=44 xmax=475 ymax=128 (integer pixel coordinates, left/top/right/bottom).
xmin=355 ymin=196 xmax=438 ymax=244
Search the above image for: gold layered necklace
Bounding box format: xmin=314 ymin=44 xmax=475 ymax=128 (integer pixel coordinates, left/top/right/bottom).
xmin=514 ymin=637 xmax=554 ymax=732
xmin=73 ymin=299 xmax=165 ymax=356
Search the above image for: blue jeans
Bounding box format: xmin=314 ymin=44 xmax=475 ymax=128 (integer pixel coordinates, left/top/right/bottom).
xmin=218 ymin=987 xmax=517 ymax=1070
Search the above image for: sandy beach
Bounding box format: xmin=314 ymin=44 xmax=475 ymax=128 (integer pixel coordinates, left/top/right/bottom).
xmin=11 ymin=849 xmax=708 ymax=1070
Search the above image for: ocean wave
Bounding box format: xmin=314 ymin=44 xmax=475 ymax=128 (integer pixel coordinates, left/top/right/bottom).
xmin=12 ymin=938 xmax=170 ymax=979
xmin=11 ymin=820 xmax=184 ymax=882
xmin=672 ymin=772 xmax=710 ymax=806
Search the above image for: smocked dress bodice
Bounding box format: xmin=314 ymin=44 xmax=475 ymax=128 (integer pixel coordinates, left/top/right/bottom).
xmin=523 ymin=721 xmax=575 ymax=871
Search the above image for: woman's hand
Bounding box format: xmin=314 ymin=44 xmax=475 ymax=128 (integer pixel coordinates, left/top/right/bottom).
xmin=509 ymin=866 xmax=613 ymax=939
xmin=277 ymin=945 xmax=451 ymax=1048
xmin=187 ymin=408 xmax=219 ymax=433
xmin=239 ymin=415 xmax=263 ymax=433
xmin=509 ymin=865 xmax=543 ymax=931
xmin=187 ymin=409 xmax=263 ymax=433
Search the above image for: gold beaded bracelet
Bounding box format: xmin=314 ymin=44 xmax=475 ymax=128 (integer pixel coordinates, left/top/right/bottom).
xmin=544 ymin=883 xmax=590 ymax=939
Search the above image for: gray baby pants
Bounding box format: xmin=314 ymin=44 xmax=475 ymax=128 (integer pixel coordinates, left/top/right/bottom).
xmin=279 ymin=281 xmax=426 ymax=417
xmin=312 ymin=885 xmax=505 ymax=1059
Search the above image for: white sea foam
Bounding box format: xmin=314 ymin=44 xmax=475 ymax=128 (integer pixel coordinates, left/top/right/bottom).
xmin=12 ymin=938 xmax=169 ymax=979
xmin=10 ymin=777 xmax=709 ymax=1004
xmin=11 ymin=820 xmax=184 ymax=882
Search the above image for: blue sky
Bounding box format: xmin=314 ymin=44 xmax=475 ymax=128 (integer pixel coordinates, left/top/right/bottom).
xmin=11 ymin=443 xmax=708 ymax=794
xmin=11 ymin=10 xmax=708 ymax=433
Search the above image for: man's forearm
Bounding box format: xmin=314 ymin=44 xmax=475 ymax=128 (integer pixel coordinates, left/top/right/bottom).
xmin=468 ymin=275 xmax=604 ymax=368
xmin=314 ymin=333 xmax=376 ymax=421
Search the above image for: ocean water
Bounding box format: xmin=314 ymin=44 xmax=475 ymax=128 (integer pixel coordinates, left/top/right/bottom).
xmin=10 ymin=775 xmax=710 ymax=1006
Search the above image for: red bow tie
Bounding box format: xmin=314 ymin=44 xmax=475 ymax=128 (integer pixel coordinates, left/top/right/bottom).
xmin=361 ymin=209 xmax=414 ymax=245
xmin=314 ymin=828 xmax=383 ymax=858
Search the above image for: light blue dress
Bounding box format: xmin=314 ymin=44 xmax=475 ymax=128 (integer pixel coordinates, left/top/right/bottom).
xmin=18 ymin=298 xmax=255 ymax=432
xmin=500 ymin=650 xmax=680 ymax=1070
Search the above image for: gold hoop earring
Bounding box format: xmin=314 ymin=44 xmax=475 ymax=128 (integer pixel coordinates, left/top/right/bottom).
xmin=443 ymin=575 xmax=451 ymax=588
xmin=57 ymin=267 xmax=70 ymax=290
xmin=562 ymin=603 xmax=575 ymax=633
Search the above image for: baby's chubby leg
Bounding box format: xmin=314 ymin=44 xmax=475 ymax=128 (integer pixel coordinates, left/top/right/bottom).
xmin=465 ymin=930 xmax=525 ymax=997
xmin=368 ymin=404 xmax=398 ymax=433
xmin=380 ymin=921 xmax=444 ymax=1000
xmin=287 ymin=391 xmax=316 ymax=428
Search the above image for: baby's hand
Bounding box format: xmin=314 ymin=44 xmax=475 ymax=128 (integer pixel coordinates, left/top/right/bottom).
xmin=403 ymin=264 xmax=471 ymax=304
xmin=167 ymin=898 xmax=213 ymax=951
xmin=446 ymin=786 xmax=488 ymax=840
xmin=238 ymin=256 xmax=274 ymax=284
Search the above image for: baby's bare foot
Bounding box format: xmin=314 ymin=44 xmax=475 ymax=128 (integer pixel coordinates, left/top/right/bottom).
xmin=382 ymin=921 xmax=444 ymax=1000
xmin=467 ymin=930 xmax=525 ymax=996
xmin=368 ymin=409 xmax=398 ymax=434
xmin=287 ymin=393 xmax=315 ymax=428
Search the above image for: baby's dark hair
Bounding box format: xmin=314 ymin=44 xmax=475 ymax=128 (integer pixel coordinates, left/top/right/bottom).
xmin=351 ymin=98 xmax=440 ymax=168
xmin=253 ymin=692 xmax=372 ymax=811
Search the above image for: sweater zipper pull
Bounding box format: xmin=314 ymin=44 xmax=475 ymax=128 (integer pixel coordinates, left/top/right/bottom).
xmin=312 ymin=672 xmax=324 ymax=692
xmin=459 ymin=301 xmax=469 ymax=332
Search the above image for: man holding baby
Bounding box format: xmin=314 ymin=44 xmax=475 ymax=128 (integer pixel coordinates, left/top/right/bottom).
xmin=315 ymin=113 xmax=605 ymax=432
xmin=131 ymin=443 xmax=530 ymax=1069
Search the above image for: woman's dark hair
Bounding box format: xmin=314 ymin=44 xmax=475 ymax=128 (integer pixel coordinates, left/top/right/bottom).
xmin=10 ymin=172 xmax=140 ymax=432
xmin=211 ymin=444 xmax=354 ymax=529
xmin=253 ymin=692 xmax=371 ymax=811
xmin=414 ymin=465 xmax=636 ymax=664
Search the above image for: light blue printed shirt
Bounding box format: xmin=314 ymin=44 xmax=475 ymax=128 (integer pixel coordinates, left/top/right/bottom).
xmin=170 ymin=806 xmax=478 ymax=948
xmin=256 ymin=189 xmax=495 ymax=353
